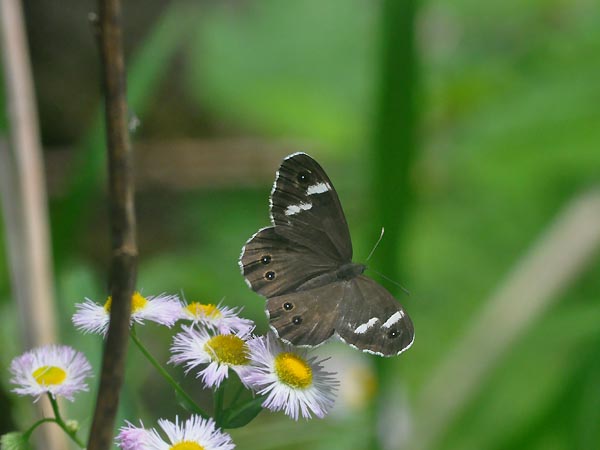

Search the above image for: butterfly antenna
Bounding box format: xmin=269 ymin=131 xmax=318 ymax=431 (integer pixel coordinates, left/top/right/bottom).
xmin=366 ymin=227 xmax=386 ymax=262
xmin=367 ymin=268 xmax=411 ymax=296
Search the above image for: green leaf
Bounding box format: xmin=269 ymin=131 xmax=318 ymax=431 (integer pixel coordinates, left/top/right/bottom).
xmin=0 ymin=432 xmax=31 ymax=450
xmin=221 ymin=396 xmax=265 ymax=429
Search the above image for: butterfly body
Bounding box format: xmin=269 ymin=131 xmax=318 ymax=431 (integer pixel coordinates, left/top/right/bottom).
xmin=240 ymin=153 xmax=414 ymax=357
xmin=294 ymin=262 xmax=366 ymax=291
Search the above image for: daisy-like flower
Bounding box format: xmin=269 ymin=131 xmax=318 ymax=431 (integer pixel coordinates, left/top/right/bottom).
xmin=179 ymin=300 xmax=253 ymax=334
xmin=10 ymin=345 xmax=93 ymax=401
xmin=244 ymin=334 xmax=338 ymax=420
xmin=72 ymin=291 xmax=181 ymax=336
xmin=116 ymin=415 xmax=234 ymax=450
xmin=170 ymin=326 xmax=252 ymax=388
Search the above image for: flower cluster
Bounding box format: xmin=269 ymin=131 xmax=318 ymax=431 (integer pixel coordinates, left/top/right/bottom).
xmin=168 ymin=309 xmax=338 ymax=421
xmin=7 ymin=292 xmax=339 ymax=450
xmin=70 ymin=291 xmax=339 ymax=421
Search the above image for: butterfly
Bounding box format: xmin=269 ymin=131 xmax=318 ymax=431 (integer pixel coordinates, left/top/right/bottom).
xmin=239 ymin=152 xmax=414 ymax=356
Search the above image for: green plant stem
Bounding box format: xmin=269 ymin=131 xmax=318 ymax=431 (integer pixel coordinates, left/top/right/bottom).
xmin=22 ymin=395 xmax=86 ymax=448
xmin=370 ymin=0 xmax=419 ymax=449
xmin=50 ymin=397 xmax=86 ymax=448
xmin=129 ymin=329 xmax=209 ymax=419
xmin=214 ymin=382 xmax=226 ymax=425
xmin=23 ymin=418 xmax=56 ymax=442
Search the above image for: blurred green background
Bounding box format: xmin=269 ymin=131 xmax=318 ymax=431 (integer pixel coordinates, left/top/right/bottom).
xmin=1 ymin=0 xmax=599 ymax=449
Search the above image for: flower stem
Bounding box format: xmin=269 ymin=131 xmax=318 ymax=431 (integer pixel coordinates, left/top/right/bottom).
xmin=45 ymin=395 xmax=86 ymax=448
xmin=129 ymin=328 xmax=210 ymax=419
xmin=23 ymin=418 xmax=56 ymax=442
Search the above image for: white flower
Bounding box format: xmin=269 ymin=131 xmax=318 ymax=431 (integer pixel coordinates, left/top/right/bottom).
xmin=116 ymin=415 xmax=234 ymax=450
xmin=10 ymin=345 xmax=93 ymax=401
xmin=179 ymin=300 xmax=253 ymax=335
xmin=72 ymin=291 xmax=181 ymax=336
xmin=244 ymin=335 xmax=338 ymax=420
xmin=170 ymin=326 xmax=253 ymax=389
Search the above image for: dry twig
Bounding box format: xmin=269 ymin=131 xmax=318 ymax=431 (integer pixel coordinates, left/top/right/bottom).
xmin=86 ymin=0 xmax=138 ymax=448
xmin=0 ymin=0 xmax=63 ymax=448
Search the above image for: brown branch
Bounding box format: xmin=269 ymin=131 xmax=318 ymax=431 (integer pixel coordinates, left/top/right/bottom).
xmin=87 ymin=0 xmax=138 ymax=449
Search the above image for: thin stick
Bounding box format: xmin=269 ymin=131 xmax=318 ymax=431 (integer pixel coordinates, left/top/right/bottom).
xmin=0 ymin=1 xmax=63 ymax=448
xmin=87 ymin=0 xmax=138 ymax=449
xmin=0 ymin=0 xmax=57 ymax=356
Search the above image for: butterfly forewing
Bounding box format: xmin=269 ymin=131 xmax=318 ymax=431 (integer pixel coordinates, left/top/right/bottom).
xmin=240 ymin=226 xmax=337 ymax=298
xmin=270 ymin=153 xmax=352 ymax=263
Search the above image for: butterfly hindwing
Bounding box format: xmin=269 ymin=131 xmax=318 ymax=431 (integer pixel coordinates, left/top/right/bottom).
xmin=335 ymin=276 xmax=414 ymax=356
xmin=266 ymin=282 xmax=344 ymax=346
xmin=270 ymin=152 xmax=352 ymax=263
xmin=265 ymin=275 xmax=414 ymax=356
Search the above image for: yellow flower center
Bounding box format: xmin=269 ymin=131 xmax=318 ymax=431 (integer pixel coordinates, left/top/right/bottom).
xmin=170 ymin=441 xmax=204 ymax=450
xmin=186 ymin=302 xmax=222 ymax=319
xmin=33 ymin=366 xmax=67 ymax=386
xmin=103 ymin=291 xmax=147 ymax=313
xmin=204 ymin=335 xmax=249 ymax=366
xmin=274 ymin=352 xmax=313 ymax=389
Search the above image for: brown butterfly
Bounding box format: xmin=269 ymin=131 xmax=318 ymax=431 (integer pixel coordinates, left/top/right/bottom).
xmin=240 ymin=153 xmax=414 ymax=356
